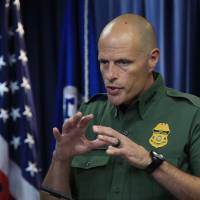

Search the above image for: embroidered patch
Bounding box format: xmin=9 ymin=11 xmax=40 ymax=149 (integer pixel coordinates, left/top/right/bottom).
xmin=149 ymin=123 xmax=170 ymax=148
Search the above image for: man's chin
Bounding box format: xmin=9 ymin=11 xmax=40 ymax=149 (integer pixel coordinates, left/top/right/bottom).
xmin=107 ymin=95 xmax=123 ymax=106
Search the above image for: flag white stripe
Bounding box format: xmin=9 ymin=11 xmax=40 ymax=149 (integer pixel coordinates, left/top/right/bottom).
xmin=0 ymin=135 xmax=39 ymax=200
xmin=9 ymin=161 xmax=39 ymax=200
xmin=0 ymin=135 xmax=9 ymax=175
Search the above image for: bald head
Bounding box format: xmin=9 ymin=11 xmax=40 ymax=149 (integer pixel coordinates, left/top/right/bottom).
xmin=98 ymin=14 xmax=157 ymax=54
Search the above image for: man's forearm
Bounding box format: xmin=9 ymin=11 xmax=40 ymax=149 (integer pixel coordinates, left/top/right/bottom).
xmin=40 ymin=155 xmax=72 ymax=200
xmin=152 ymin=161 xmax=200 ymax=200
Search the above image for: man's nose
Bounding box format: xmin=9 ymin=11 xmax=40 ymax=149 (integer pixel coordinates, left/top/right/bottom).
xmin=105 ymin=64 xmax=118 ymax=81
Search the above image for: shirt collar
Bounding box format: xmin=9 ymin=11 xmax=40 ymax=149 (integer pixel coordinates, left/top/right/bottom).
xmin=111 ymin=72 xmax=166 ymax=119
xmin=138 ymin=72 xmax=165 ymax=119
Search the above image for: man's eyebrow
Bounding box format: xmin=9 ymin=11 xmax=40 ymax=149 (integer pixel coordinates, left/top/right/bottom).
xmin=98 ymin=58 xmax=108 ymax=61
xmin=115 ymin=58 xmax=134 ymax=62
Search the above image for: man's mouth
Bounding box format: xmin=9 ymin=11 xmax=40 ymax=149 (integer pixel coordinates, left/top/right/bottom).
xmin=106 ymin=86 xmax=122 ymax=95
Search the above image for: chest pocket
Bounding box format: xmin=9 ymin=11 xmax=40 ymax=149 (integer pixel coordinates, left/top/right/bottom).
xmin=71 ymin=153 xmax=111 ymax=200
xmin=71 ymin=154 xmax=110 ymax=169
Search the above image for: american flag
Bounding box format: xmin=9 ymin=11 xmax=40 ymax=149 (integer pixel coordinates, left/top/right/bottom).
xmin=0 ymin=0 xmax=42 ymax=199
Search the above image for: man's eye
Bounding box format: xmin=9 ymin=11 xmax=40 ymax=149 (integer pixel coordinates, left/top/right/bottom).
xmin=121 ymin=60 xmax=129 ymax=64
xmin=117 ymin=60 xmax=132 ymax=67
xmin=99 ymin=60 xmax=108 ymax=65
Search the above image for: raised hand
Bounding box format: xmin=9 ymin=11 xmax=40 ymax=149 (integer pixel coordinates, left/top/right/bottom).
xmin=52 ymin=112 xmax=106 ymax=161
xmin=93 ymin=125 xmax=151 ymax=169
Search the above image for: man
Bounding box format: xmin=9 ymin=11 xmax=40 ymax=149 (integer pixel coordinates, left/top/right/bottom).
xmin=41 ymin=14 xmax=200 ymax=200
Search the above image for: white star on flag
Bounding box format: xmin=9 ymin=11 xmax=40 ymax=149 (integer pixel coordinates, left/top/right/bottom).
xmin=10 ymin=136 xmax=21 ymax=150
xmin=10 ymin=107 xmax=21 ymax=121
xmin=24 ymin=133 xmax=35 ymax=148
xmin=23 ymin=105 xmax=32 ymax=118
xmin=0 ymin=108 xmax=9 ymax=123
xmin=10 ymin=81 xmax=19 ymax=93
xmin=0 ymin=56 xmax=6 ymax=70
xmin=21 ymin=77 xmax=31 ymax=90
xmin=16 ymin=22 xmax=24 ymax=37
xmin=25 ymin=161 xmax=39 ymax=177
xmin=9 ymin=54 xmax=17 ymax=65
xmin=18 ymin=50 xmax=28 ymax=64
xmin=13 ymin=0 xmax=20 ymax=10
xmin=0 ymin=82 xmax=9 ymax=96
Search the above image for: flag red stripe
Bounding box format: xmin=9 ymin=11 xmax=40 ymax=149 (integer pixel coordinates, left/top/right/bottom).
xmin=0 ymin=170 xmax=15 ymax=200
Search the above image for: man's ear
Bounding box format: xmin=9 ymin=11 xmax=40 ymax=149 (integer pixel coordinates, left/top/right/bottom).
xmin=148 ymin=48 xmax=160 ymax=72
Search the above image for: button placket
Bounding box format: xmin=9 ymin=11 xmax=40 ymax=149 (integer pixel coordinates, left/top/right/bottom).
xmin=109 ymin=158 xmax=126 ymax=200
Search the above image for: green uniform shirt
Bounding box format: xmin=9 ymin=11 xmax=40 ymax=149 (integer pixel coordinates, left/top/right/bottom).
xmin=71 ymin=72 xmax=200 ymax=200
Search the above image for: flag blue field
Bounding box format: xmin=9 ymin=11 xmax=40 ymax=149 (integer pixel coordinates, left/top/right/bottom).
xmin=55 ymin=0 xmax=105 ymax=128
xmin=0 ymin=0 xmax=42 ymax=199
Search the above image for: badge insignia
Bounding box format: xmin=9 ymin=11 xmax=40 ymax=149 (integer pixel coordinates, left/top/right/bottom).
xmin=149 ymin=123 xmax=170 ymax=148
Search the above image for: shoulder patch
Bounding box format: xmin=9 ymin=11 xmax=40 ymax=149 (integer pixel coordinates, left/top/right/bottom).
xmin=166 ymin=88 xmax=200 ymax=108
xmin=85 ymin=93 xmax=107 ymax=104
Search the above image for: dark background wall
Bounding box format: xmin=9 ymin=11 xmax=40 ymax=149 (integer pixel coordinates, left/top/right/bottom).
xmin=20 ymin=0 xmax=66 ymax=172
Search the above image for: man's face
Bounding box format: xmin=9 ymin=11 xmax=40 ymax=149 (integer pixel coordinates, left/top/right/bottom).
xmin=98 ymin=34 xmax=154 ymax=106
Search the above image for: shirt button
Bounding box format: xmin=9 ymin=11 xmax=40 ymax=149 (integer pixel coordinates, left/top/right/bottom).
xmin=85 ymin=161 xmax=91 ymax=167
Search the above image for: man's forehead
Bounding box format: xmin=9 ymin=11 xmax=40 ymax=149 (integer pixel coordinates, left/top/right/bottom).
xmin=98 ymin=30 xmax=140 ymax=49
xmin=98 ymin=47 xmax=139 ymax=60
xmin=98 ymin=33 xmax=141 ymax=59
xmin=99 ymin=25 xmax=140 ymax=42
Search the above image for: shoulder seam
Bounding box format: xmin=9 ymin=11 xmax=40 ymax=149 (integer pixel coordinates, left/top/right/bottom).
xmin=166 ymin=88 xmax=200 ymax=108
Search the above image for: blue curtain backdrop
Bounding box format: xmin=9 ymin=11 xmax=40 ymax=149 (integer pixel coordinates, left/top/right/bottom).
xmin=55 ymin=0 xmax=200 ymax=131
xmin=93 ymin=0 xmax=200 ymax=93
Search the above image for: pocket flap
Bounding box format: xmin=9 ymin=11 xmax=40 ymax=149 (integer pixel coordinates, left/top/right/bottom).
xmin=71 ymin=154 xmax=110 ymax=169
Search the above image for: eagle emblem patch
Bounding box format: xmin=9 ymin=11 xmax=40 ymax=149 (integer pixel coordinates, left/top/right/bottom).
xmin=149 ymin=123 xmax=170 ymax=148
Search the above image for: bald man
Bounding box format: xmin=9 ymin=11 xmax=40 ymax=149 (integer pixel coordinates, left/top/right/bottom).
xmin=41 ymin=14 xmax=200 ymax=200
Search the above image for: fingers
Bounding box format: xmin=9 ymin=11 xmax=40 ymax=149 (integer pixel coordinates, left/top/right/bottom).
xmin=93 ymin=125 xmax=120 ymax=138
xmin=62 ymin=112 xmax=94 ymax=133
xmin=93 ymin=134 xmax=125 ymax=157
xmin=88 ymin=138 xmax=108 ymax=149
xmin=97 ymin=135 xmax=120 ymax=147
xmin=70 ymin=111 xmax=83 ymax=126
xmin=106 ymin=145 xmax=122 ymax=156
xmin=53 ymin=127 xmax=61 ymax=142
xmin=62 ymin=112 xmax=83 ymax=132
xmin=93 ymin=125 xmax=127 ymax=157
xmin=77 ymin=114 xmax=94 ymax=129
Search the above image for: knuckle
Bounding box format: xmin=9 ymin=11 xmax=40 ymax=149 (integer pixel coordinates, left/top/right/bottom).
xmin=107 ymin=127 xmax=112 ymax=132
xmin=68 ymin=117 xmax=74 ymax=124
